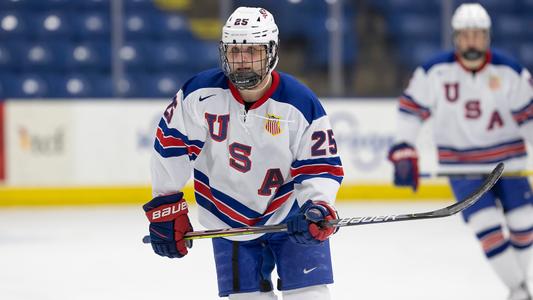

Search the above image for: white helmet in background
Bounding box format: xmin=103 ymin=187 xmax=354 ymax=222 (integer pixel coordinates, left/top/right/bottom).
xmin=451 ymin=3 xmax=491 ymax=31
xmin=219 ymin=7 xmax=279 ymax=89
xmin=451 ymin=3 xmax=491 ymax=61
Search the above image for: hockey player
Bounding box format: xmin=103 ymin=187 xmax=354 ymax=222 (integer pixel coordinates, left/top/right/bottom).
xmin=388 ymin=3 xmax=533 ymax=300
xmin=143 ymin=7 xmax=343 ymax=300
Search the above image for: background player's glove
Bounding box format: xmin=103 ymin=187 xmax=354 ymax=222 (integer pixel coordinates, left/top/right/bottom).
xmin=143 ymin=192 xmax=193 ymax=258
xmin=287 ymin=200 xmax=338 ymax=245
xmin=388 ymin=142 xmax=419 ymax=191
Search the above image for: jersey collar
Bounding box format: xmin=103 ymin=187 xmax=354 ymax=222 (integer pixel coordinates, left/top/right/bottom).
xmin=455 ymin=50 xmax=491 ymax=73
xmin=228 ymin=71 xmax=280 ymax=110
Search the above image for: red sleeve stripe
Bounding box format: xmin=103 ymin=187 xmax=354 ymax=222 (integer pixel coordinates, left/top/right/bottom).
xmin=512 ymin=103 xmax=533 ymax=125
xmin=291 ymin=164 xmax=344 ymax=177
xmin=156 ymin=127 xmax=186 ymax=148
xmin=399 ymin=96 xmax=431 ymax=120
xmin=157 ymin=127 xmax=202 ymax=156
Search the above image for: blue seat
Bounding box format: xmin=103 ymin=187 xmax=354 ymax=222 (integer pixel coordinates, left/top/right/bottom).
xmin=65 ymin=42 xmax=110 ymax=71
xmin=73 ymin=12 xmax=110 ymax=39
xmin=455 ymin=0 xmax=519 ymax=13
xmin=183 ymin=40 xmax=220 ymax=72
xmin=124 ymin=0 xmax=156 ymax=10
xmin=119 ymin=42 xmax=147 ymax=70
xmin=0 ymin=12 xmax=30 ymax=38
xmin=115 ymin=74 xmax=144 ymax=98
xmin=20 ymin=42 xmax=56 ymax=70
xmin=151 ymin=13 xmax=192 ymax=39
xmin=492 ymin=44 xmax=520 ymax=59
xmin=522 ymin=0 xmax=533 ymax=12
xmin=33 ymin=12 xmax=73 ymax=38
xmin=73 ymin=0 xmax=110 ymax=9
xmin=49 ymin=72 xmax=115 ymax=98
xmin=0 ymin=43 xmax=20 ymax=70
xmin=492 ymin=15 xmax=527 ymax=41
xmin=0 ymin=0 xmax=34 ymax=10
xmin=381 ymin=0 xmax=440 ymax=13
xmin=519 ymin=43 xmax=533 ymax=69
xmin=141 ymin=73 xmax=185 ymax=98
xmin=398 ymin=41 xmax=442 ymax=69
xmin=148 ymin=41 xmax=189 ymax=70
xmin=388 ymin=14 xmax=441 ymax=41
xmin=10 ymin=74 xmax=49 ymax=98
xmin=124 ymin=11 xmax=155 ymax=37
xmin=26 ymin=0 xmax=77 ymax=10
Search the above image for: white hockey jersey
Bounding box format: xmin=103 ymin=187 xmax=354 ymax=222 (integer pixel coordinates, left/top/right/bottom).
xmin=151 ymin=69 xmax=343 ymax=240
xmin=396 ymin=50 xmax=533 ymax=171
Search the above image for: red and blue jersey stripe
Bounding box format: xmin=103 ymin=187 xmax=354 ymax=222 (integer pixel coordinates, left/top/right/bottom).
xmin=154 ymin=118 xmax=204 ymax=160
xmin=399 ymin=93 xmax=431 ymax=121
xmin=512 ymin=99 xmax=533 ymax=126
xmin=290 ymin=157 xmax=343 ymax=184
xmin=438 ymin=139 xmax=527 ymax=164
xmin=194 ymin=169 xmax=294 ymax=228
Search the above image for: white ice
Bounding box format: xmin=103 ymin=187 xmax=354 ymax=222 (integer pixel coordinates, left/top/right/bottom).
xmin=0 ymin=201 xmax=531 ymax=300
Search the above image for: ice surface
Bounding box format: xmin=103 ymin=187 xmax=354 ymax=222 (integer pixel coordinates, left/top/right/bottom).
xmin=0 ymin=201 xmax=530 ymax=300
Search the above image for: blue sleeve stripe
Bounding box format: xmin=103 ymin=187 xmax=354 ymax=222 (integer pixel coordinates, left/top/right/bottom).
xmin=154 ymin=139 xmax=189 ymax=158
xmin=158 ymin=118 xmax=205 ymax=148
xmin=291 ymin=157 xmax=342 ymax=168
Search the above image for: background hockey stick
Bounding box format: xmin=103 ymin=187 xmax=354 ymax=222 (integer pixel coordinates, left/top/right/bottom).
xmin=420 ymin=167 xmax=531 ymax=178
xmin=143 ymin=162 xmax=503 ymax=243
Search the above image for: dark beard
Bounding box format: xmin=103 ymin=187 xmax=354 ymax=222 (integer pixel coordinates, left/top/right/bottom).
xmin=461 ymin=48 xmax=485 ymax=61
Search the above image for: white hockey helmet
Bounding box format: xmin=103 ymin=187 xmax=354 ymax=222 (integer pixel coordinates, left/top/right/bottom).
xmin=451 ymin=3 xmax=491 ymax=31
xmin=219 ymin=7 xmax=279 ymax=89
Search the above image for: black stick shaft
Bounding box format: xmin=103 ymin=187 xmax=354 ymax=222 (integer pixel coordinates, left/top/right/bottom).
xmin=143 ymin=163 xmax=503 ymax=243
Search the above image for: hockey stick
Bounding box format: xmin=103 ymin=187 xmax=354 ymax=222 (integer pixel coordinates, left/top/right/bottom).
xmin=420 ymin=168 xmax=533 ymax=178
xmin=142 ymin=162 xmax=503 ymax=243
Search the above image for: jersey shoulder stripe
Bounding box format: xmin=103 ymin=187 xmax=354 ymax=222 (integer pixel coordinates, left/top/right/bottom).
xmin=271 ymin=72 xmax=327 ymax=124
xmin=490 ymin=49 xmax=523 ymax=75
xmin=181 ymin=68 xmax=228 ymax=99
xmin=421 ymin=50 xmax=455 ymax=73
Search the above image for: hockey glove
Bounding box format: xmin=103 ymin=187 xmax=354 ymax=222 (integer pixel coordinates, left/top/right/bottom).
xmin=388 ymin=142 xmax=419 ymax=191
xmin=143 ymin=192 xmax=193 ymax=258
xmin=287 ymin=200 xmax=338 ymax=245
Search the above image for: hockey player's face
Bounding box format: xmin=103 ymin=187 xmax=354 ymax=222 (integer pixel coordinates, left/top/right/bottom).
xmin=455 ymin=29 xmax=489 ymax=61
xmin=225 ymin=44 xmax=268 ymax=74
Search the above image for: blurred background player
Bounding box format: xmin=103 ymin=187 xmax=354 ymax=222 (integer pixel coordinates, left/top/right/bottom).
xmin=388 ymin=3 xmax=533 ymax=299
xmin=143 ymin=6 xmax=343 ymax=300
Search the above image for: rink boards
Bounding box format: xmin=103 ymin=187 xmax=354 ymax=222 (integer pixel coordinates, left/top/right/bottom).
xmin=1 ymin=99 xmax=529 ymax=205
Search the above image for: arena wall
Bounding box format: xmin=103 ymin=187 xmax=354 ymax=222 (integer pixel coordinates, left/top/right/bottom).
xmin=1 ymin=98 xmax=501 ymax=205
